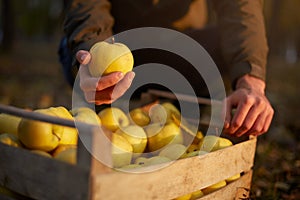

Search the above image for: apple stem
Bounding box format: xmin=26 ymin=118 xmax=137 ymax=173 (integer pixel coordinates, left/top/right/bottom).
xmin=53 ymin=132 xmax=61 ymax=141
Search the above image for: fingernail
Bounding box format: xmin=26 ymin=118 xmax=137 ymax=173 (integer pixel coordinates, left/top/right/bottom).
xmin=80 ymin=54 xmax=87 ymax=61
xmin=224 ymin=121 xmax=229 ymax=128
xmin=128 ymin=72 xmax=135 ymax=80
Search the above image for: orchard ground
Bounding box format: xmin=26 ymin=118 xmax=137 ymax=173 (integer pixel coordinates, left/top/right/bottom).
xmin=0 ymin=38 xmax=299 ymax=199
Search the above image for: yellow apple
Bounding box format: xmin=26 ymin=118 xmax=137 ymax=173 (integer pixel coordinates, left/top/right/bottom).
xmin=149 ymin=102 xmax=181 ymax=124
xmin=144 ymin=156 xmax=172 ymax=166
xmin=18 ymin=109 xmax=63 ymax=152
xmin=134 ymin=156 xmax=149 ymax=166
xmin=128 ymin=108 xmax=150 ymax=126
xmin=145 ymin=122 xmax=183 ymax=152
xmin=183 ymin=150 xmax=208 ymax=158
xmin=48 ymin=107 xmax=78 ymax=146
xmin=0 ymin=133 xmax=22 ymax=147
xmin=190 ymin=190 xmax=204 ymax=200
xmin=115 ymin=125 xmax=147 ymax=156
xmin=70 ymin=107 xmax=101 ymax=126
xmin=117 ymin=164 xmax=143 ymax=171
xmin=98 ymin=107 xmax=129 ymax=132
xmin=54 ymin=147 xmax=77 ymax=165
xmin=199 ymin=135 xmax=233 ymax=152
xmin=111 ymin=133 xmax=133 ymax=168
xmin=52 ymin=144 xmax=77 ymax=157
xmin=174 ymin=193 xmax=192 ymax=200
xmin=88 ymin=40 xmax=134 ymax=77
xmin=186 ymin=144 xmax=199 ymax=154
xmin=0 ymin=113 xmax=22 ymax=135
xmin=158 ymin=143 xmax=187 ymax=160
xmin=202 ymin=180 xmax=227 ymax=194
xmin=30 ymin=150 xmax=52 ymax=158
xmin=225 ymin=173 xmax=241 ymax=183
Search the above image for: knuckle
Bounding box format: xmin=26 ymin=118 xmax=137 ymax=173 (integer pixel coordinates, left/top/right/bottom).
xmin=232 ymin=121 xmax=242 ymax=128
xmin=255 ymin=98 xmax=264 ymax=107
xmin=242 ymin=124 xmax=251 ymax=131
xmin=243 ymin=96 xmax=255 ymax=105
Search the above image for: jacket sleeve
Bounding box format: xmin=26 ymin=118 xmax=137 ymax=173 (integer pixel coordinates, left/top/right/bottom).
xmin=63 ymin=0 xmax=114 ymax=64
xmin=212 ymin=0 xmax=268 ymax=86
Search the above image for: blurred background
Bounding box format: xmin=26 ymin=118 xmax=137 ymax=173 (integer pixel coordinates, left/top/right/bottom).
xmin=0 ymin=0 xmax=299 ymax=199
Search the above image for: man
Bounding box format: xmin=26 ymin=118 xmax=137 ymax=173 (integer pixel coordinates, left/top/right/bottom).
xmin=59 ymin=0 xmax=274 ymax=137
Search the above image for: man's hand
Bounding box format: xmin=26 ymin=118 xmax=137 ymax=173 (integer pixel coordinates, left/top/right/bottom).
xmin=224 ymin=75 xmax=274 ymax=137
xmin=76 ymin=50 xmax=135 ymax=105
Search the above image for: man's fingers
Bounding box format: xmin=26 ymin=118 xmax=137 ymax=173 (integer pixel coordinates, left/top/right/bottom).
xmin=228 ymin=98 xmax=254 ymax=134
xmin=109 ymin=72 xmax=135 ymax=100
xmin=253 ymin=109 xmax=274 ymax=136
xmin=96 ymin=72 xmax=124 ymax=90
xmin=260 ymin=112 xmax=274 ymax=135
xmin=79 ymin=65 xmax=99 ymax=90
xmin=234 ymin=106 xmax=260 ymax=137
xmin=76 ymin=50 xmax=91 ymax=65
xmin=80 ymin=70 xmax=124 ymax=91
xmin=83 ymin=72 xmax=135 ymax=105
xmin=84 ymin=86 xmax=115 ymax=105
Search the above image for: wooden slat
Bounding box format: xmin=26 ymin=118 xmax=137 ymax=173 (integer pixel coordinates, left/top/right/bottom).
xmin=147 ymin=89 xmax=223 ymax=106
xmin=90 ymin=137 xmax=256 ymax=200
xmin=0 ymin=143 xmax=89 ymax=200
xmin=200 ymin=170 xmax=252 ymax=200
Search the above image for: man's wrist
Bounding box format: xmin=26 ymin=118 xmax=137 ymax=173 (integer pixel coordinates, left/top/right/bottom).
xmin=235 ymin=74 xmax=266 ymax=94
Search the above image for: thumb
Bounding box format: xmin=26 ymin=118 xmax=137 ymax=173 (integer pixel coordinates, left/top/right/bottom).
xmin=76 ymin=50 xmax=91 ymax=65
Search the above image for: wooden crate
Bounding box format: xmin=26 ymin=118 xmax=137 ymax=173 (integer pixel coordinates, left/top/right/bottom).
xmin=0 ymin=102 xmax=257 ymax=200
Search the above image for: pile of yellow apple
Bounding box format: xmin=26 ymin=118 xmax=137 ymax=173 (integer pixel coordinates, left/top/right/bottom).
xmin=0 ymin=106 xmax=101 ymax=165
xmin=95 ymin=102 xmax=242 ymax=199
xmin=0 ymin=101 xmax=241 ymax=198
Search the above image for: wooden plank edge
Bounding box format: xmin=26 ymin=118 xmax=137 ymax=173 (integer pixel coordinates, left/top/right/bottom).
xmin=0 ymin=143 xmax=89 ymax=200
xmin=199 ymin=170 xmax=253 ymax=200
xmin=89 ymin=137 xmax=256 ymax=200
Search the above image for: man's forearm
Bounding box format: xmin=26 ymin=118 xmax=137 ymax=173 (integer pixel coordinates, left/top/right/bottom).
xmin=64 ymin=0 xmax=114 ymax=57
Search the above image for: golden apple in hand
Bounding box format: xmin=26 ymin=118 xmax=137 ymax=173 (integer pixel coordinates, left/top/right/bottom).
xmin=98 ymin=107 xmax=129 ymax=132
xmin=70 ymin=107 xmax=101 ymax=126
xmin=199 ymin=135 xmax=233 ymax=152
xmin=0 ymin=113 xmax=22 ymax=135
xmin=128 ymin=108 xmax=150 ymax=126
xmin=0 ymin=133 xmax=22 ymax=147
xmin=158 ymin=143 xmax=187 ymax=160
xmin=18 ymin=109 xmax=63 ymax=152
xmin=111 ymin=133 xmax=133 ymax=168
xmin=115 ymin=125 xmax=147 ymax=156
xmin=88 ymin=40 xmax=134 ymax=77
xmin=145 ymin=122 xmax=183 ymax=152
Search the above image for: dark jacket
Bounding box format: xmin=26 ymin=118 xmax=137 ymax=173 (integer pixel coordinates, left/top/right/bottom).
xmin=63 ymin=0 xmax=268 ymax=86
